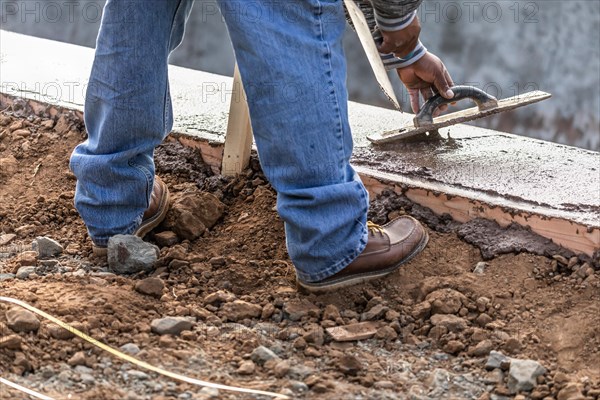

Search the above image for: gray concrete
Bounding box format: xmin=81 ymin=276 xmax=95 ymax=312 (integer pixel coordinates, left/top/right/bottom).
xmin=0 ymin=0 xmax=598 ymax=150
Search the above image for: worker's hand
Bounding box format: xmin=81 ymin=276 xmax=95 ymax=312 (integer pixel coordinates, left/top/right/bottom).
xmin=378 ymin=16 xmax=421 ymax=58
xmin=396 ymin=52 xmax=455 ymax=114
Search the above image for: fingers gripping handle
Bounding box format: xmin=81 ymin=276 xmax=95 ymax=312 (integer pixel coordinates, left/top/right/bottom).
xmin=414 ymin=85 xmax=499 ymax=127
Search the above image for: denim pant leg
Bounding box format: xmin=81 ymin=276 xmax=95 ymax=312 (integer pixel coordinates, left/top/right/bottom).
xmin=70 ymin=0 xmax=193 ymax=246
xmin=218 ymin=0 xmax=369 ymax=282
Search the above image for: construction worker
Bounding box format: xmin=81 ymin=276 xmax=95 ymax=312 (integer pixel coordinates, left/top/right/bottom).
xmin=70 ymin=0 xmax=455 ymax=293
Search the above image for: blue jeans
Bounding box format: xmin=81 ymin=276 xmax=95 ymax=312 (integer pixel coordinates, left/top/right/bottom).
xmin=70 ymin=0 xmax=369 ymax=283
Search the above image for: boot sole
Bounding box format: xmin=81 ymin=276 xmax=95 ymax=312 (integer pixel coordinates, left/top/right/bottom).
xmin=297 ymin=229 xmax=430 ymax=294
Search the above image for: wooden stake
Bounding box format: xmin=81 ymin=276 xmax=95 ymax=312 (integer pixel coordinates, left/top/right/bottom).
xmin=222 ymin=63 xmax=253 ymax=176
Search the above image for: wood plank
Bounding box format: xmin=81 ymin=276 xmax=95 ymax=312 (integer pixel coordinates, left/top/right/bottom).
xmin=221 ymin=64 xmax=253 ymax=176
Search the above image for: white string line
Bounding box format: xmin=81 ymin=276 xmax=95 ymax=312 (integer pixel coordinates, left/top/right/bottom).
xmin=0 ymin=377 xmax=56 ymax=400
xmin=0 ymin=296 xmax=289 ymax=399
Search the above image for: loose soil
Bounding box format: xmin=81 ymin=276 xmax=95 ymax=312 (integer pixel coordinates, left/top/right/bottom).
xmin=0 ymin=109 xmax=599 ymax=400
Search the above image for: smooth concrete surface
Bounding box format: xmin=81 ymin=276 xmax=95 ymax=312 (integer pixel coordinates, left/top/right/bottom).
xmin=1 ymin=31 xmax=599 ymax=255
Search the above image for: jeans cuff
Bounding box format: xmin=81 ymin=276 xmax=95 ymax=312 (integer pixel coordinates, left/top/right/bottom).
xmin=296 ymin=223 xmax=369 ymax=283
xmin=90 ymin=212 xmax=144 ymax=247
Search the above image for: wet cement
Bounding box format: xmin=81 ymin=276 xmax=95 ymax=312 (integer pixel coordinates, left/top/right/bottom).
xmin=368 ymin=189 xmax=598 ymax=267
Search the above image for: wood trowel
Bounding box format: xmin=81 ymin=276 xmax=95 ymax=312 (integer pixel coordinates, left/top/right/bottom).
xmin=367 ymin=86 xmax=552 ymax=144
xmin=344 ymin=0 xmax=552 ymax=145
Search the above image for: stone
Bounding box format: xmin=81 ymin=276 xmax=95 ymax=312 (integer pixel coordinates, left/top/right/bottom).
xmin=283 ymin=300 xmax=320 ymax=321
xmin=303 ymin=325 xmax=325 ymax=347
xmin=126 ymin=370 xmax=149 ymax=380
xmin=134 ymin=278 xmax=164 ymax=298
xmin=326 ymin=321 xmax=380 ymax=341
xmin=0 ymin=334 xmax=22 ymax=350
xmin=426 ymin=289 xmax=468 ymax=315
xmin=6 ymin=308 xmax=40 ymax=332
xmin=165 ymin=192 xmax=225 ymax=241
xmin=475 ymin=313 xmax=494 ymax=327
xmin=48 ymin=324 xmax=76 ymax=340
xmin=486 ymin=351 xmax=512 ymax=370
xmin=361 ymin=304 xmax=388 ymax=321
xmin=237 ymin=360 xmax=255 ymax=375
xmin=17 ymin=251 xmax=37 ymax=267
xmin=154 ymin=231 xmax=179 ymax=247
xmin=150 ymin=317 xmax=194 ymax=336
xmin=557 ymin=383 xmax=585 ymax=400
xmin=33 ymin=236 xmax=63 ymax=258
xmin=468 ymin=340 xmax=494 ymax=357
xmin=430 ymin=314 xmax=468 ymax=332
xmin=443 ymin=340 xmax=465 ymax=354
xmin=322 ymin=304 xmax=341 ymax=321
xmin=221 ymin=300 xmax=262 ymax=321
xmin=503 ymin=337 xmax=522 ymax=354
xmin=508 ymin=359 xmax=546 ymax=393
xmin=107 ymin=235 xmax=159 ymax=274
xmin=68 ymin=351 xmax=87 ymax=367
xmin=199 ymin=387 xmax=220 ymax=398
xmin=273 ymin=360 xmax=291 ymax=378
xmin=16 ymin=266 xmax=36 ymax=280
xmin=119 ymin=343 xmax=141 ymax=355
xmin=473 ymin=261 xmax=488 ymax=274
xmin=375 ymin=325 xmax=398 ymax=341
xmin=411 ymin=301 xmax=432 ymax=320
xmin=203 ymin=290 xmax=236 ymax=305
xmin=338 ymin=355 xmax=362 ymax=376
xmin=0 ymin=233 xmax=16 ymax=246
xmin=0 ymin=274 xmax=15 ymax=281
xmin=250 ymin=346 xmax=280 ymax=365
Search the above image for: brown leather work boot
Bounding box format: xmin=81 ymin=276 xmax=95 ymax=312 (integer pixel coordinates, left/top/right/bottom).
xmin=92 ymin=176 xmax=170 ymax=257
xmin=297 ymin=216 xmax=429 ymax=293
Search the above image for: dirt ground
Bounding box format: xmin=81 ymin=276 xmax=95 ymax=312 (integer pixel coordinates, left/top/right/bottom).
xmin=0 ymin=109 xmax=599 ymax=400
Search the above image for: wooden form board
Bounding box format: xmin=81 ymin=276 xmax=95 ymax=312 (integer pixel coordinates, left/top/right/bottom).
xmin=221 ymin=64 xmax=253 ymax=176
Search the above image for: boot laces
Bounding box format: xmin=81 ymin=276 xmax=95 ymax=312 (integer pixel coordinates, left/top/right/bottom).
xmin=367 ymin=221 xmax=385 ymax=236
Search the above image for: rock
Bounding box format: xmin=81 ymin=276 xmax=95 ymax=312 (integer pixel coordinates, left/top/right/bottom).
xmin=165 ymin=192 xmax=225 ymax=241
xmin=237 ymin=360 xmax=255 ymax=375
xmin=475 ymin=313 xmax=494 ymax=327
xmin=0 ymin=233 xmax=16 ymax=246
xmin=426 ymin=289 xmax=467 ymax=315
xmin=0 ymin=273 xmax=15 ymax=281
xmin=322 ymin=304 xmax=341 ymax=321
xmin=17 ymin=251 xmax=37 ymax=267
xmin=468 ymin=340 xmax=494 ymax=357
xmin=134 ymin=278 xmax=164 ymax=298
xmin=473 ymin=261 xmax=488 ymax=274
xmin=486 ymin=351 xmax=512 ymax=370
xmin=126 ymin=370 xmax=149 ymax=380
xmin=361 ymin=304 xmax=388 ymax=321
xmin=411 ymin=301 xmax=432 ymax=320
xmin=283 ymin=300 xmax=320 ymax=321
xmin=154 ymin=231 xmax=179 ymax=247
xmin=68 ymin=351 xmax=87 ymax=367
xmin=426 ymin=368 xmax=450 ymax=394
xmin=221 ymin=300 xmax=262 ymax=321
xmin=203 ymin=290 xmax=236 ymax=305
xmin=375 ymin=325 xmax=398 ymax=341
xmin=508 ymin=359 xmax=546 ymax=393
xmin=33 ymin=236 xmax=64 ymax=258
xmin=16 ymin=266 xmax=36 ymax=280
xmin=303 ymin=325 xmax=325 ymax=347
xmin=273 ymin=360 xmax=291 ymax=378
xmin=326 ymin=321 xmax=380 ymax=341
xmin=48 ymin=324 xmax=76 ymax=340
xmin=6 ymin=308 xmax=40 ymax=333
xmin=150 ymin=317 xmax=194 ymax=336
xmin=443 ymin=340 xmax=465 ymax=354
xmin=503 ymin=337 xmax=522 ymax=354
xmin=199 ymin=387 xmax=220 ymax=398
xmin=119 ymin=343 xmax=141 ymax=355
xmin=288 ymin=381 xmax=309 ymax=393
xmin=430 ymin=314 xmax=468 ymax=332
xmin=0 ymin=334 xmax=22 ymax=350
xmin=250 ymin=346 xmax=280 ymax=365
xmin=338 ymin=355 xmax=362 ymax=376
xmin=557 ymin=383 xmax=585 ymax=400
xmin=107 ymin=235 xmax=159 ymax=274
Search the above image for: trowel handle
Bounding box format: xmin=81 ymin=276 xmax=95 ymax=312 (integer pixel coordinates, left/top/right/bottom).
xmin=414 ymin=85 xmax=499 ymax=127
